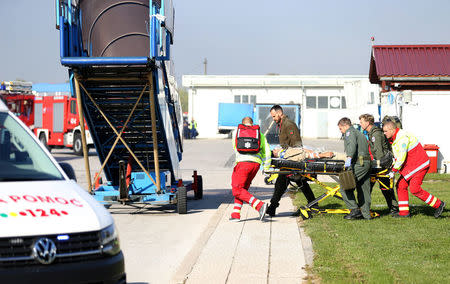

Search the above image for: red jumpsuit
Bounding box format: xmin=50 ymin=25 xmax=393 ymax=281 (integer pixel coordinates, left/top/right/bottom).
xmin=390 ymin=129 xmax=443 ymax=216
xmin=231 ymin=162 xmax=263 ymax=219
xmin=230 ymin=129 xmax=271 ymax=220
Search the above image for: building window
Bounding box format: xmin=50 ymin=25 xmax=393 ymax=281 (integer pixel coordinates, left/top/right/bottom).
xmin=341 ymin=96 xmax=347 ymax=109
xmin=234 ymin=95 xmax=256 ymax=104
xmin=70 ymin=100 xmax=77 ymax=114
xmin=307 ymin=95 xmax=346 ymax=109
xmin=306 ymin=96 xmax=316 ymax=109
xmin=329 ymin=96 xmax=341 ymax=109
xmin=368 ymin=92 xmax=375 ymax=104
xmin=318 ymin=96 xmax=328 ymax=109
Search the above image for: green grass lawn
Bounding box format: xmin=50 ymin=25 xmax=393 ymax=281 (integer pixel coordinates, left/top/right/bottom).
xmin=293 ymin=173 xmax=450 ymax=284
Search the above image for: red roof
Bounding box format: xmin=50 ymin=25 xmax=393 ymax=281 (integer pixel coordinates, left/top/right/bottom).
xmin=369 ymin=44 xmax=450 ymax=84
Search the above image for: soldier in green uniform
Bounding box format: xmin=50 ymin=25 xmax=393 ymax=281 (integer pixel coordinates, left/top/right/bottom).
xmin=360 ymin=114 xmax=399 ymax=214
xmin=338 ymin=117 xmax=372 ymax=220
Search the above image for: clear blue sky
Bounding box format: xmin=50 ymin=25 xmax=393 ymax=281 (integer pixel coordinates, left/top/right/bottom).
xmin=1 ymin=0 xmax=449 ymax=84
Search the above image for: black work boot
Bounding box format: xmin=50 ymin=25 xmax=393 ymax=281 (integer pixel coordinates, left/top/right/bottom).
xmin=344 ymin=209 xmax=363 ymax=220
xmin=392 ymin=212 xmax=411 ymax=218
xmin=434 ymin=201 xmax=446 ymax=218
xmin=389 ymin=206 xmax=399 ymax=216
xmin=266 ymin=204 xmax=277 ymax=217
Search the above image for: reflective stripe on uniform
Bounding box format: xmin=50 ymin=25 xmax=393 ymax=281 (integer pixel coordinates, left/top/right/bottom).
xmin=234 ymin=203 xmax=243 ymax=208
xmin=404 ymin=160 xmax=430 ymax=180
xmin=430 ymin=196 xmax=438 ymax=207
xmin=233 ymin=209 xmax=241 ymax=213
xmin=249 ymin=197 xmax=255 ymax=205
xmin=252 ymin=199 xmax=261 ymax=210
xmin=425 ymin=195 xmax=432 ymax=203
xmin=408 ymin=141 xmax=419 ymax=151
xmin=399 ymin=200 xmax=409 ymax=212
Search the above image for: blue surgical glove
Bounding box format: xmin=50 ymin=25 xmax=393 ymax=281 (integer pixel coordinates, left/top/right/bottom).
xmin=344 ymin=157 xmax=352 ymax=168
xmin=388 ymin=171 xmax=395 ymax=179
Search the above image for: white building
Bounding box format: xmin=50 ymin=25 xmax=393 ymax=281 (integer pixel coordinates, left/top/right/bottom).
xmin=369 ymin=44 xmax=450 ymax=173
xmin=182 ymin=75 xmax=380 ymax=139
xmin=379 ymin=90 xmax=450 ymax=173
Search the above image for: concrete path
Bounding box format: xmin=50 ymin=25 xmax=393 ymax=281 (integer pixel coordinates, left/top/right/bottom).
xmin=172 ymin=172 xmax=313 ymax=284
xmin=169 ymin=137 xmax=341 ymax=284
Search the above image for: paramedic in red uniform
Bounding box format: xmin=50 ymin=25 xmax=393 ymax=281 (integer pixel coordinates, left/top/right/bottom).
xmin=383 ymin=121 xmax=446 ymax=218
xmin=230 ymin=117 xmax=271 ymax=222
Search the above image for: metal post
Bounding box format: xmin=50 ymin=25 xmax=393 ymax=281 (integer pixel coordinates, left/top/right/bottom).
xmin=74 ymin=75 xmax=92 ymax=192
xmin=203 ymin=58 xmax=207 ymax=75
xmin=148 ymin=72 xmax=161 ymax=193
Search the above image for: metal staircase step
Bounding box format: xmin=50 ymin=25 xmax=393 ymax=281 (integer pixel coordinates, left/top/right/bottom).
xmin=74 ymin=65 xmax=175 ymax=186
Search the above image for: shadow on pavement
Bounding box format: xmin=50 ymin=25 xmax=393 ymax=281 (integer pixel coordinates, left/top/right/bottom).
xmin=107 ymin=188 xmax=232 ymax=215
xmin=54 ymin=155 xmax=83 ymax=162
xmin=53 ymin=152 xmax=97 ymax=162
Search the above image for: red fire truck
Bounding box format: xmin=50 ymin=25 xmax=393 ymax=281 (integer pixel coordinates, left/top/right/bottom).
xmin=0 ymin=81 xmax=34 ymax=128
xmin=33 ymin=93 xmax=94 ymax=155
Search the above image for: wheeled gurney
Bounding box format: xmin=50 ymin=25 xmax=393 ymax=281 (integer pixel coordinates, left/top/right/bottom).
xmin=265 ymin=158 xmax=393 ymax=219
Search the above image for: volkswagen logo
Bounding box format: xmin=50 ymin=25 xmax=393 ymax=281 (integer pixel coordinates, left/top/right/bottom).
xmin=32 ymin=238 xmax=57 ymax=265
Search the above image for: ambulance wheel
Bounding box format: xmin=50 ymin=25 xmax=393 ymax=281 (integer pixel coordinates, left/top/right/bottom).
xmin=177 ymin=186 xmax=187 ymax=214
xmin=73 ymin=133 xmax=83 ymax=156
xmin=194 ymin=175 xmax=203 ymax=199
xmin=39 ymin=133 xmax=51 ymax=152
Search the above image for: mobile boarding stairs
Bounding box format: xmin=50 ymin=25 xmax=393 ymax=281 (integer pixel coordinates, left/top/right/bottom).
xmin=57 ymin=0 xmax=202 ymax=213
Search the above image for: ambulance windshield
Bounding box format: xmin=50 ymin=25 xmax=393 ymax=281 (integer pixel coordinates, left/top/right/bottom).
xmin=0 ymin=113 xmax=64 ymax=181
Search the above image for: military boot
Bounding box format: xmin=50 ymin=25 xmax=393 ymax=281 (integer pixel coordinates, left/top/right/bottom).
xmin=266 ymin=204 xmax=277 ymax=217
xmin=389 ymin=206 xmax=399 ymax=216
xmin=344 ymin=209 xmax=363 ymax=220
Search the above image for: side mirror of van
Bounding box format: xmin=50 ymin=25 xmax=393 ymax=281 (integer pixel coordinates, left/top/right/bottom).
xmin=59 ymin=162 xmax=77 ymax=181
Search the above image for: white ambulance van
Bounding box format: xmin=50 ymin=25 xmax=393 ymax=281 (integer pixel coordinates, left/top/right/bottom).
xmin=0 ymin=100 xmax=125 ymax=283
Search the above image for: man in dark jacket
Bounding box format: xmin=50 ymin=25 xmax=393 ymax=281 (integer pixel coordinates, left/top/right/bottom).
xmin=359 ymin=114 xmax=399 ymax=215
xmin=266 ymin=105 xmax=316 ymax=217
xmin=338 ymin=117 xmax=372 ymax=220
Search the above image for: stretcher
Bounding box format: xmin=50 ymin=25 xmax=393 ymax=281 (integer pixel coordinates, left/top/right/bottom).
xmin=265 ymin=158 xmax=393 ymax=220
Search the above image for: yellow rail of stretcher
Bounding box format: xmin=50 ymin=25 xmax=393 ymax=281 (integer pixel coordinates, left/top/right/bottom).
xmin=264 ymin=168 xmax=393 ymax=220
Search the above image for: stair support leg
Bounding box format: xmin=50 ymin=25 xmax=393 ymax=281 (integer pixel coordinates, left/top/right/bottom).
xmin=148 ymin=72 xmax=161 ymax=193
xmin=74 ymin=75 xmax=93 ymax=192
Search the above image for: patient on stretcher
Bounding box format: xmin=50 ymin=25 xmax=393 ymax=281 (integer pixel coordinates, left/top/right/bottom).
xmin=272 ymin=146 xmax=393 ymax=172
xmin=273 ymin=147 xmax=347 ymax=161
